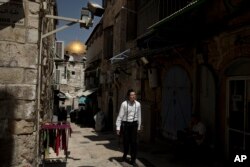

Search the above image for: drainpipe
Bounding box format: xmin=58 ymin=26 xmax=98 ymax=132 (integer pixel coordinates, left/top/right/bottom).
xmin=36 ymin=13 xmax=44 ymax=166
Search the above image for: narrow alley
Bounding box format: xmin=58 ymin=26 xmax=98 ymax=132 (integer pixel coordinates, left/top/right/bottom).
xmin=1 ymin=1 xmax=250 ymax=167
xmin=64 ymin=124 xmax=121 ymax=167
xmin=41 ymin=122 xmax=121 ymax=167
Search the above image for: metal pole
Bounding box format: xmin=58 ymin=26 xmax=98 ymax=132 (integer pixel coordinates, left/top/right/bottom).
xmin=36 ymin=15 xmax=44 ymax=166
xmin=42 ymin=22 xmax=77 ymax=39
xmin=45 ymin=15 xmax=87 ymax=23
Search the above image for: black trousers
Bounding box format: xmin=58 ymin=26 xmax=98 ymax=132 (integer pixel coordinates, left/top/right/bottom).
xmin=122 ymin=121 xmax=138 ymax=162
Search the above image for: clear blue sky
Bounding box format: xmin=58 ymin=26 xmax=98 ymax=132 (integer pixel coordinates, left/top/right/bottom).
xmin=56 ymin=0 xmax=103 ymax=45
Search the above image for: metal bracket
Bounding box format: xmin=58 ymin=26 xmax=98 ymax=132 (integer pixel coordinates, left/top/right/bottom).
xmin=110 ymin=49 xmax=130 ymax=64
xmin=41 ymin=15 xmax=89 ymax=39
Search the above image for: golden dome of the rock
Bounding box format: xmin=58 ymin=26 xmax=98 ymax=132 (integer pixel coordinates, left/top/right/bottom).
xmin=65 ymin=40 xmax=87 ymax=56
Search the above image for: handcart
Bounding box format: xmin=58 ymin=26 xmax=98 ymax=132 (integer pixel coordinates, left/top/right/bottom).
xmin=39 ymin=122 xmax=72 ymax=166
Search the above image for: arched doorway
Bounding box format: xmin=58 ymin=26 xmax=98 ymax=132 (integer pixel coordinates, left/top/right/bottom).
xmin=225 ymin=58 xmax=250 ymax=158
xmin=107 ymin=98 xmax=113 ymax=131
xmin=162 ymin=66 xmax=192 ymax=139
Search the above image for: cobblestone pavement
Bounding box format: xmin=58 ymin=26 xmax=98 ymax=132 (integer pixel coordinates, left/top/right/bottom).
xmin=40 ymin=122 xmax=225 ymax=167
xmin=43 ymin=122 xmax=123 ymax=167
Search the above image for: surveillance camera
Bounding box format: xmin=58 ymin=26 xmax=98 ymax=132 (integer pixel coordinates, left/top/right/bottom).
xmin=87 ymin=1 xmax=104 ymax=17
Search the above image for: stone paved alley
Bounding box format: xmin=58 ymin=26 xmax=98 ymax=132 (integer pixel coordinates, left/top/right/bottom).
xmin=40 ymin=121 xmax=226 ymax=167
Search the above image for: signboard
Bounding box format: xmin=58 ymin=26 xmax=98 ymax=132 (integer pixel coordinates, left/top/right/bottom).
xmin=0 ymin=0 xmax=25 ymax=26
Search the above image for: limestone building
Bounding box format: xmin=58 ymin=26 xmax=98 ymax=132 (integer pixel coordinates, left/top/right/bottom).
xmin=54 ymin=40 xmax=86 ymax=112
xmin=0 ymin=0 xmax=57 ymax=166
xmin=87 ymin=0 xmax=250 ymax=162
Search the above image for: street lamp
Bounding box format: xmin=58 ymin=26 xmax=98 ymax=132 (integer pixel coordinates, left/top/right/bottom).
xmin=36 ymin=2 xmax=105 ymax=160
xmin=80 ymin=7 xmax=93 ymax=29
xmin=80 ymin=2 xmax=105 ymax=29
xmin=87 ymin=1 xmax=105 ymax=16
xmin=43 ymin=1 xmax=105 ymax=37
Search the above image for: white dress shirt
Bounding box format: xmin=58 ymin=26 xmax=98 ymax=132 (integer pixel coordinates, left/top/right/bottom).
xmin=116 ymin=100 xmax=141 ymax=130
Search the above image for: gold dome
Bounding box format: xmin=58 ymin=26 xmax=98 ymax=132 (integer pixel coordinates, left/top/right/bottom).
xmin=65 ymin=40 xmax=87 ymax=56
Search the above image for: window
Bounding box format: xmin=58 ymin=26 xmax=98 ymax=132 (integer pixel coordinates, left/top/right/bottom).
xmin=126 ymin=0 xmax=137 ymax=41
xmin=137 ymin=1 xmax=159 ymax=36
xmin=64 ymin=66 xmax=67 ymax=79
xmin=159 ymin=0 xmax=191 ymax=19
xmin=104 ymin=26 xmax=113 ymax=59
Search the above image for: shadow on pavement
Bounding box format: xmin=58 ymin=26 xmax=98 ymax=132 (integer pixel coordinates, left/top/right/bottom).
xmin=109 ymin=156 xmax=155 ymax=167
xmin=67 ymin=156 xmax=81 ymax=161
xmin=40 ymin=160 xmax=66 ymax=167
xmin=83 ymin=130 xmax=122 ymax=152
xmin=82 ymin=128 xmax=226 ymax=167
xmin=84 ymin=130 xmax=158 ymax=166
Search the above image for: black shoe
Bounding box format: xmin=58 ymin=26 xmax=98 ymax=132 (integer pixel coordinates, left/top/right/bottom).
xmin=122 ymin=155 xmax=127 ymax=162
xmin=131 ymin=162 xmax=138 ymax=167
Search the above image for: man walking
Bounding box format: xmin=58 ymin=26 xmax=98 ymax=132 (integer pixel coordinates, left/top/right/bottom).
xmin=116 ymin=89 xmax=141 ymax=166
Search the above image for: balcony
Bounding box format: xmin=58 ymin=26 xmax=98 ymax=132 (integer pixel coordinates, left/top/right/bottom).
xmin=160 ymin=0 xmax=193 ymax=19
xmin=150 ymin=0 xmax=207 ymax=29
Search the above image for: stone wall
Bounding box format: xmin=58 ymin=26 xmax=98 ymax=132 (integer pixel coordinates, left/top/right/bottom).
xmin=0 ymin=0 xmax=56 ymax=166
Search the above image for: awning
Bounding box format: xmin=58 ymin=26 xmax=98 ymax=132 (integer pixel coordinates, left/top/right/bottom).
xmin=57 ymin=92 xmax=66 ymax=99
xmin=57 ymin=91 xmax=74 ymax=99
xmin=79 ymin=96 xmax=87 ymax=104
xmin=110 ymin=49 xmax=130 ymax=64
xmin=65 ymin=92 xmax=74 ymax=99
xmin=78 ymin=88 xmax=98 ymax=97
xmin=148 ymin=0 xmax=207 ymax=29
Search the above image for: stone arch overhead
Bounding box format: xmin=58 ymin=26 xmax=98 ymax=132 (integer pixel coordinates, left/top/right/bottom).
xmin=160 ymin=60 xmax=193 ymax=83
xmin=215 ymin=43 xmax=250 ymax=72
xmin=223 ymin=57 xmax=250 ymax=76
xmin=161 ymin=64 xmax=192 ymax=88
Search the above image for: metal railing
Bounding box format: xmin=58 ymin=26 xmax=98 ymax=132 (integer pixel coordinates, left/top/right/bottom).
xmin=162 ymin=0 xmax=192 ymax=18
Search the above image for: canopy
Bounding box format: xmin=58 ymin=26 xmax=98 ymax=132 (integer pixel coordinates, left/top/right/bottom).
xmin=77 ymin=88 xmax=98 ymax=97
xmin=79 ymin=96 xmax=87 ymax=104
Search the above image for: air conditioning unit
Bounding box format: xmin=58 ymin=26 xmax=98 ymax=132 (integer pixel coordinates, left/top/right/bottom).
xmin=61 ymin=79 xmax=67 ymax=84
xmin=55 ymin=41 xmax=64 ymax=59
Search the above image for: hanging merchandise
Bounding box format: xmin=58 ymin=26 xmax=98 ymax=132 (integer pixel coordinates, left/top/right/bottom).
xmin=40 ymin=122 xmax=72 ymax=162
